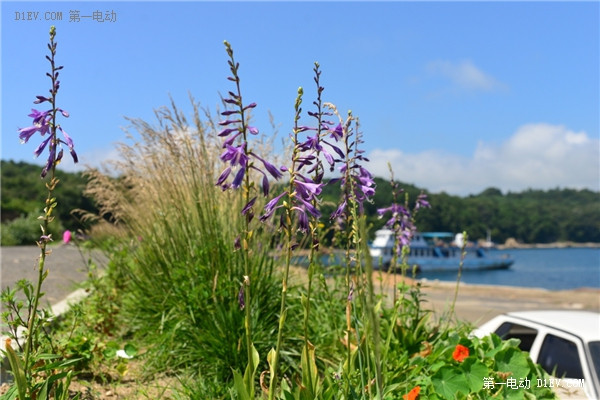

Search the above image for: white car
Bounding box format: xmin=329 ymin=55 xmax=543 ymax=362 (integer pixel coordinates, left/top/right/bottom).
xmin=473 ymin=310 xmax=600 ymax=400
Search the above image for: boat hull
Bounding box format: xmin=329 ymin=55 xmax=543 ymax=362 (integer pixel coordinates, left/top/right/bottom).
xmin=406 ymin=256 xmax=514 ymax=273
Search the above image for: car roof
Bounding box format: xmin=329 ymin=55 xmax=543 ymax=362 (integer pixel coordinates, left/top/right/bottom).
xmin=506 ymin=310 xmax=600 ymax=343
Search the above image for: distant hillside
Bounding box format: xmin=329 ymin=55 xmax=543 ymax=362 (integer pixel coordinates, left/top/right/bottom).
xmin=321 ymin=177 xmax=600 ymax=245
xmin=1 ymin=160 xmax=97 ymax=244
xmin=2 ymin=160 xmax=598 ymax=245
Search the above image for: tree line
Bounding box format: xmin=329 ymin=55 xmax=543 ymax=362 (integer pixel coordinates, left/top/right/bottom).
xmin=322 ymin=177 xmax=600 ymax=245
xmin=2 ymin=160 xmax=598 ymax=245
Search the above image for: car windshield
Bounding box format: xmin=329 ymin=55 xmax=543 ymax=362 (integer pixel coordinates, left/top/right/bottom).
xmin=589 ymin=341 xmax=600 ymax=384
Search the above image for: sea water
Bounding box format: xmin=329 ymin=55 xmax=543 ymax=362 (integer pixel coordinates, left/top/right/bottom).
xmin=418 ymin=247 xmax=600 ymax=290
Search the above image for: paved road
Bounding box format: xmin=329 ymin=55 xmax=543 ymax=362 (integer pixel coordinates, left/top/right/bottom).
xmin=1 ymin=245 xmax=108 ymax=308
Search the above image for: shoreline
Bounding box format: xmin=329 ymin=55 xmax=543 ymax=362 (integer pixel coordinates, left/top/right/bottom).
xmin=496 ymin=241 xmax=600 ymax=250
xmin=371 ymin=271 xmax=600 ymax=324
xmin=287 ymin=265 xmax=600 ymax=324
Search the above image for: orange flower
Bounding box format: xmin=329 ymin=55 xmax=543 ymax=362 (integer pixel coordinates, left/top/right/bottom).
xmin=452 ymin=344 xmax=469 ymax=362
xmin=403 ymin=386 xmax=420 ymax=400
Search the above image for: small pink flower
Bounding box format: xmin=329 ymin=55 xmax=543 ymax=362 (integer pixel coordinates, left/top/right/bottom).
xmin=62 ymin=230 xmax=72 ymax=244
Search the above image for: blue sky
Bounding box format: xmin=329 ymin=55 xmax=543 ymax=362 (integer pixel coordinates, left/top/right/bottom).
xmin=2 ymin=1 xmax=598 ymax=195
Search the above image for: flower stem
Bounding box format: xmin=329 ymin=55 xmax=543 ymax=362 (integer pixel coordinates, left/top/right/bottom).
xmin=268 ymin=214 xmax=293 ymax=400
xmin=268 ymin=88 xmax=303 ymax=399
xmin=23 ymin=29 xmax=60 ymax=376
xmin=450 ymin=231 xmax=468 ymax=320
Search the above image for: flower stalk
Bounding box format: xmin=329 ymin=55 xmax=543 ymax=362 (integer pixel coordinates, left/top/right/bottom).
xmin=12 ymin=25 xmax=78 ymax=396
xmin=267 ymin=87 xmax=304 ymax=399
xmin=217 ymin=41 xmax=281 ymax=397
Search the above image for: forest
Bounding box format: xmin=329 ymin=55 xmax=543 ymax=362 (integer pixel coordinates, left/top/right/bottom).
xmin=2 ymin=159 xmax=599 ymax=245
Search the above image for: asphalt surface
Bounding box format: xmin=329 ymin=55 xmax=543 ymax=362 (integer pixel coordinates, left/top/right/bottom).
xmin=0 ymin=244 xmax=108 ymax=308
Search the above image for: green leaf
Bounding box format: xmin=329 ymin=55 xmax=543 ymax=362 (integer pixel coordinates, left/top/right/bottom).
xmin=432 ymin=366 xmax=469 ymax=400
xmin=495 ymin=347 xmax=530 ymax=380
xmin=300 ymin=342 xmax=319 ymax=399
xmin=0 ymin=384 xmax=18 ymax=400
xmin=243 ymin=343 xmax=259 ymax=399
xmin=39 ymin=379 xmax=50 ymax=400
xmin=3 ymin=342 xmax=27 ymax=400
xmin=232 ymin=369 xmax=251 ymax=400
xmin=124 ymin=343 xmax=138 ymax=357
xmin=103 ymin=347 xmax=116 ymax=359
xmin=461 ymin=358 xmax=488 ymax=392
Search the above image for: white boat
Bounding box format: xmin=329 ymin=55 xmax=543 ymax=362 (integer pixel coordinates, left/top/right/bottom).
xmin=369 ymin=229 xmax=514 ymax=272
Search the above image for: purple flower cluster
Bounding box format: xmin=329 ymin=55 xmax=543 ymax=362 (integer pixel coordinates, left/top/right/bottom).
xmin=377 ymin=192 xmax=430 ymax=253
xmin=18 ymin=27 xmax=77 ymax=178
xmin=216 ymin=41 xmax=282 ymax=215
xmin=259 ymin=65 xmax=350 ymax=234
xmin=330 ymin=117 xmax=376 ymax=220
xmin=260 ymin=172 xmax=324 ymax=233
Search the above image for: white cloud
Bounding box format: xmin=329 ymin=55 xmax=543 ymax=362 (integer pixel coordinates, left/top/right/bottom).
xmin=366 ymin=123 xmax=599 ymax=195
xmin=58 ymin=146 xmax=122 ymax=174
xmin=427 ymin=60 xmax=505 ymax=92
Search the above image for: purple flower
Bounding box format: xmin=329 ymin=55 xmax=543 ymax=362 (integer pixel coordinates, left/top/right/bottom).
xmin=416 ymin=192 xmax=431 ymax=210
xmin=262 ymin=175 xmax=270 ymax=196
xmin=330 ymin=123 xmax=343 ymax=141
xmin=241 ymin=197 xmax=257 ymax=215
xmin=220 ymin=144 xmax=248 ymax=167
xmin=231 ymin=166 xmax=246 ymax=188
xmin=293 ymin=177 xmax=323 ymax=200
xmin=216 ymin=166 xmax=232 ymax=186
xmin=330 ymin=199 xmax=347 ymax=220
xmin=296 ymin=196 xmax=320 ymax=219
xmin=218 ymin=128 xmax=238 ymax=137
xmin=294 ymin=206 xmax=310 ymax=233
xmin=33 ymin=136 xmax=52 ymax=158
xmin=19 ymin=125 xmax=41 ymax=144
xmin=298 ymin=134 xmax=340 ymax=168
xmin=41 ymin=141 xmax=56 ymax=178
xmin=378 ymin=191 xmax=430 ymax=254
xmin=219 ymin=119 xmax=242 ymax=126
xmin=19 ymin=29 xmax=77 ymax=177
xmin=260 ymin=191 xmax=287 ymax=221
xmin=34 ymin=96 xmax=49 ymax=104
xmin=28 ymin=109 xmax=50 ymax=125
xmin=251 ymin=153 xmax=283 ymax=180
xmin=216 ymin=43 xmax=282 ymax=204
xmin=58 ymin=125 xmax=77 ymax=162
xmin=238 ymin=284 xmax=245 ymax=310
xmin=330 ymin=117 xmax=376 ymax=217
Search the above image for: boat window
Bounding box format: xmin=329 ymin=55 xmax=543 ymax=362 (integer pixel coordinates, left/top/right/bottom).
xmin=494 ymin=322 xmax=538 ymax=352
xmin=538 ymin=334 xmax=584 ymax=379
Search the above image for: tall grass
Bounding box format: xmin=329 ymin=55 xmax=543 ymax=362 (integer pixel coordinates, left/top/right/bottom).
xmin=82 ymin=98 xmax=285 ymax=395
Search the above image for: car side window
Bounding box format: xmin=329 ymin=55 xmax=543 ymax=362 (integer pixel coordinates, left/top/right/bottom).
xmin=495 ymin=322 xmax=538 ymax=352
xmin=538 ymin=334 xmax=584 ymax=379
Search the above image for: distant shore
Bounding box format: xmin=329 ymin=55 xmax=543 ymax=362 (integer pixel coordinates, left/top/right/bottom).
xmin=496 ymin=239 xmax=600 ymax=249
